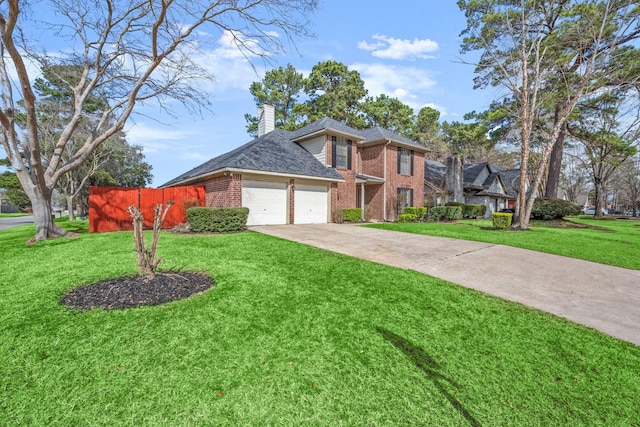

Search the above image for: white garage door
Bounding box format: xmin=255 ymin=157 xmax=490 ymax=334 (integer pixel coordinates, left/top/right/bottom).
xmin=242 ymin=181 xmax=288 ymax=225
xmin=294 ymin=184 xmax=328 ymax=224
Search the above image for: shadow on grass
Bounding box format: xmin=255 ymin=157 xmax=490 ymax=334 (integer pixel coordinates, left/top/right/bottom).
xmin=377 ymin=327 xmax=480 ymax=427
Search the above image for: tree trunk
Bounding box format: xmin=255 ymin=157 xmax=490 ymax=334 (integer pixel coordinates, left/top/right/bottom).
xmin=545 ymin=123 xmax=566 ymax=198
xmin=30 ymin=191 xmax=67 ymax=243
xmin=594 ymin=180 xmax=605 ymax=219
xmin=66 ymin=194 xmax=75 ymax=221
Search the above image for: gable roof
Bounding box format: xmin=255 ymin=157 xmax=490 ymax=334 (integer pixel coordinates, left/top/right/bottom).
xmin=424 ymin=159 xmax=446 ymax=182
xmin=498 ymin=169 xmax=522 ymax=197
xmin=290 ymin=117 xmax=364 ymax=142
xmin=161 ymin=129 xmax=344 ymax=187
xmin=358 ymin=126 xmax=428 ymax=151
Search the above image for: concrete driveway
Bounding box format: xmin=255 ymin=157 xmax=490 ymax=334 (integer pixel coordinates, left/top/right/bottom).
xmin=252 ymin=223 xmax=640 ymax=346
xmin=0 ymin=215 xmax=34 ymax=231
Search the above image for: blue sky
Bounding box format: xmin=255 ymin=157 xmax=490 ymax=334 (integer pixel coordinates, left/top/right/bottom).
xmin=126 ymin=1 xmax=497 ymax=187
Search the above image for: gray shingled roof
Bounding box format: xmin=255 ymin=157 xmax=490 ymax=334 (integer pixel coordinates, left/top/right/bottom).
xmin=498 ymin=169 xmax=522 ymax=197
xmin=358 ymin=126 xmax=425 ymax=150
xmin=463 ymin=162 xmax=488 ymax=185
xmin=290 ymin=117 xmax=363 ymax=141
xmin=424 ymin=159 xmax=445 ymax=181
xmin=162 ymin=129 xmax=344 ymax=187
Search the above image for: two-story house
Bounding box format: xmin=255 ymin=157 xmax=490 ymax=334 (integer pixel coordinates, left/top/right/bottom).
xmin=162 ymin=105 xmax=426 ymax=225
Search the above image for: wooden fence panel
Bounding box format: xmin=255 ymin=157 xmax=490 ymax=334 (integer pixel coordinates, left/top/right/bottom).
xmin=139 ymin=188 xmax=165 ymax=229
xmin=89 ymin=186 xmax=204 ymax=233
xmin=89 ymin=187 xmax=139 ymax=232
xmin=163 ymin=186 xmax=205 ymax=227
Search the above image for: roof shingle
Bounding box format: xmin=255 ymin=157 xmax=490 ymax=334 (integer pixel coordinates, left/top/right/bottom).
xmin=162 ymin=129 xmax=343 ymax=187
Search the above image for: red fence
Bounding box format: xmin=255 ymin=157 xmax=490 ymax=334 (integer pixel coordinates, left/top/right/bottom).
xmin=89 ymin=186 xmax=205 ymax=233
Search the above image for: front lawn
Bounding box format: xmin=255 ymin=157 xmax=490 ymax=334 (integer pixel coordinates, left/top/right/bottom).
xmin=0 ymin=212 xmax=29 ymax=218
xmin=1 ymin=222 xmax=639 ymax=425
xmin=367 ymin=217 xmax=640 ymax=270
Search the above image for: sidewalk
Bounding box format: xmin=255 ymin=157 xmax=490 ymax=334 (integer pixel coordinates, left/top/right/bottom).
xmin=252 ymin=223 xmax=640 ymax=346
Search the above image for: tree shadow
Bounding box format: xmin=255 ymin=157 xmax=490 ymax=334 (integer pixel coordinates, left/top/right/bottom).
xmin=376 ymin=327 xmax=480 ymax=427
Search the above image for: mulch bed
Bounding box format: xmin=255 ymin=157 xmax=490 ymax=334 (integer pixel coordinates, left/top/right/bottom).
xmin=60 ymin=272 xmax=214 ymax=311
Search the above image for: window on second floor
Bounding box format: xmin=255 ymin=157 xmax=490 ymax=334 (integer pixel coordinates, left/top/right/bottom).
xmin=397 ymin=147 xmax=414 ymax=175
xmin=332 ymin=136 xmax=352 ymax=169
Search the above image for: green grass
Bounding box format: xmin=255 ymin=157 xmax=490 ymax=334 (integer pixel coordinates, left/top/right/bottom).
xmin=1 ymin=221 xmax=639 ymax=425
xmin=0 ymin=212 xmax=29 ymax=218
xmin=366 ymin=216 xmax=640 ymax=270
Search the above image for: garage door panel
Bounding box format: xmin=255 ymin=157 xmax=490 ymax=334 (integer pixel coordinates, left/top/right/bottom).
xmin=242 ymin=181 xmax=287 ymax=225
xmin=294 ymin=184 xmax=328 ymax=224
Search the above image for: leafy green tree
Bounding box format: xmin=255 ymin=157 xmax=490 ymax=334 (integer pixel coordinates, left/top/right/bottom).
xmin=441 ymin=120 xmax=492 ymax=159
xmin=0 ymin=158 xmax=30 ymax=209
xmin=302 ymin=60 xmax=368 ymax=128
xmin=363 ymin=94 xmax=415 ymax=137
xmin=458 ymin=0 xmax=640 ymax=229
xmin=567 ymin=91 xmax=639 ymax=218
xmin=244 ymin=64 xmax=306 ymax=136
xmin=616 ymin=155 xmax=640 ymax=216
xmin=413 ymin=106 xmax=441 ymax=145
xmin=0 ymin=0 xmax=317 ymax=241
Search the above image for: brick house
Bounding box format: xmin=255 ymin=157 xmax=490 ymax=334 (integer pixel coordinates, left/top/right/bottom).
xmin=162 ymin=106 xmax=427 ymax=225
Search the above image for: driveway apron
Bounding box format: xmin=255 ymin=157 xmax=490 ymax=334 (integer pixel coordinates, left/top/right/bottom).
xmin=252 ymin=223 xmax=640 ymax=346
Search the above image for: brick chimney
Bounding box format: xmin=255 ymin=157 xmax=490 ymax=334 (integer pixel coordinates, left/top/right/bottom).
xmin=258 ymin=104 xmax=275 ymax=137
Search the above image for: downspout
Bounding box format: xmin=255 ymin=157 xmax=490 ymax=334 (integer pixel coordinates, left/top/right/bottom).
xmin=360 ymin=182 xmax=365 ymax=221
xmin=383 ymin=139 xmax=392 ymax=221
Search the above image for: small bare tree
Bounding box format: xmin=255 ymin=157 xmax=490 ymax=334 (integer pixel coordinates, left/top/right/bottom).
xmin=127 ymin=202 xmax=174 ymax=278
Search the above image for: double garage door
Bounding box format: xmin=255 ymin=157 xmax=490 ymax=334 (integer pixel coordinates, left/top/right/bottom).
xmin=242 ymin=180 xmax=328 ymax=226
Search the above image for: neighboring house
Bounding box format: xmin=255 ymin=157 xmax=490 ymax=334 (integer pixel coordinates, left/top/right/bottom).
xmin=424 ymin=158 xmax=516 ymax=216
xmin=162 ymin=106 xmax=427 ymax=225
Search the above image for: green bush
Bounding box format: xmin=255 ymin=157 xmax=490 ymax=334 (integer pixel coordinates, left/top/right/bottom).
xmin=402 ymin=207 xmax=427 ymax=219
xmin=492 ymin=212 xmax=513 ymax=229
xmin=430 ymin=206 xmax=462 ymax=221
xmin=532 ymin=198 xmax=581 ymax=220
xmin=463 ymin=204 xmax=487 ymax=218
xmin=446 ymin=201 xmax=465 ymax=208
xmin=187 ymin=207 xmax=249 ymax=232
xmin=398 ymin=213 xmax=418 ymax=222
xmin=342 ymin=208 xmax=363 ymax=222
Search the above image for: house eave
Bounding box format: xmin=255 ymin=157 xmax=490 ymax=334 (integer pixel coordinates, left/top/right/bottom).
xmin=292 ymin=127 xmax=364 ymax=143
xmin=359 ymin=139 xmax=429 ymax=153
xmin=161 ymin=167 xmax=345 ymax=187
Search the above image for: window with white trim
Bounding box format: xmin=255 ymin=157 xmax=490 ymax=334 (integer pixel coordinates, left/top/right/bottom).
xmin=397 ymin=188 xmax=413 ymax=214
xmin=397 ymin=147 xmax=414 ymax=175
xmin=332 ymin=136 xmax=352 ymax=169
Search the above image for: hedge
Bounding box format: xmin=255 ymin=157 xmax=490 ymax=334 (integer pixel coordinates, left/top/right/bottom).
xmin=431 ymin=206 xmax=462 ymax=221
xmin=445 ymin=201 xmax=465 ymax=208
xmin=492 ymin=212 xmax=513 ymax=229
xmin=398 ymin=213 xmax=418 ymax=222
xmin=463 ymin=204 xmax=487 ymax=218
xmin=532 ymin=198 xmax=581 ymax=220
xmin=402 ymin=206 xmax=427 ymax=219
xmin=187 ymin=207 xmax=249 ymax=232
xmin=342 ymin=208 xmax=363 ymax=222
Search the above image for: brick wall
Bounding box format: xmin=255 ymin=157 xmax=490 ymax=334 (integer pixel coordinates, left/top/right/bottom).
xmin=360 ymin=144 xmax=385 ymax=178
xmin=384 ymin=146 xmax=425 ymax=221
xmin=289 ymin=179 xmax=295 ymax=224
xmin=202 ymin=174 xmax=242 ymax=207
xmin=329 ymin=136 xmax=358 ymax=221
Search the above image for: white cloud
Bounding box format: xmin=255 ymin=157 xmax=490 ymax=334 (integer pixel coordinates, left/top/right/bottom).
xmin=125 ymin=122 xmax=198 ymax=154
xmin=358 ymin=34 xmax=439 ymax=61
xmin=420 ymin=102 xmax=449 ymax=116
xmin=350 ymin=63 xmax=437 ymax=109
xmin=187 ymin=30 xmax=268 ymax=93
